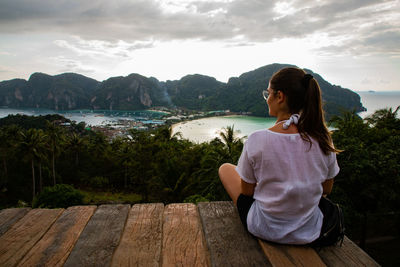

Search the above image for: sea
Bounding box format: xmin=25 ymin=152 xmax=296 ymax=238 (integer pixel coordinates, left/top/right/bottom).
xmin=172 ymin=91 xmax=400 ymax=143
xmin=0 ymin=109 xmax=166 ymax=127
xmin=0 ymin=91 xmax=399 ymax=143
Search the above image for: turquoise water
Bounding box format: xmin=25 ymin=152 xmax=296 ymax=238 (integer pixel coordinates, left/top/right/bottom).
xmin=1 ymin=91 xmax=399 ymax=142
xmin=172 ymin=115 xmax=276 ymax=143
xmin=173 ymin=91 xmax=400 ymax=143
xmin=0 ymin=108 xmax=165 ymax=126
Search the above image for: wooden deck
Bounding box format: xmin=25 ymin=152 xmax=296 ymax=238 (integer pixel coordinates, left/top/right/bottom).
xmin=0 ymin=202 xmax=380 ymax=267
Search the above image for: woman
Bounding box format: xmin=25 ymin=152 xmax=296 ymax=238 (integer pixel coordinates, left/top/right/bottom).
xmin=219 ymin=67 xmax=340 ymax=245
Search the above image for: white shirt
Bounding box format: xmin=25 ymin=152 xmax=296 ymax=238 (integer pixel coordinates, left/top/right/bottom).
xmin=235 ymin=129 xmax=340 ymax=244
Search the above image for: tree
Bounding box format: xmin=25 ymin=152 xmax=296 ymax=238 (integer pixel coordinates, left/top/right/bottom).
xmin=153 ymin=126 xmax=182 ymax=141
xmin=32 ymin=184 xmax=84 ymax=208
xmin=0 ymin=125 xmax=20 ymax=189
xmin=330 ymin=109 xmax=400 ymax=248
xmin=66 ymin=133 xmax=87 ymax=167
xmin=128 ymin=129 xmax=154 ymax=202
xmin=365 ymin=106 xmax=400 ymax=130
xmin=86 ymin=131 xmax=112 ymax=182
xmin=19 ymin=128 xmax=48 ymax=201
xmin=218 ymin=125 xmax=244 ymax=162
xmin=111 ymin=137 xmax=133 ymax=189
xmin=187 ymin=135 xmax=243 ymax=202
xmin=46 ymin=121 xmax=65 ymax=185
xmin=150 ymin=134 xmax=193 ymax=203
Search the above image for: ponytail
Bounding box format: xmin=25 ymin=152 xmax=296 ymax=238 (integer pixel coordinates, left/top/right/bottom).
xmin=298 ymin=76 xmax=339 ymax=154
xmin=270 ymin=68 xmax=340 ymax=155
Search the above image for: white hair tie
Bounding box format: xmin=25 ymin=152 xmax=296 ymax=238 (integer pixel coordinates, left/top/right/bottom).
xmin=283 ymin=114 xmax=300 ymax=129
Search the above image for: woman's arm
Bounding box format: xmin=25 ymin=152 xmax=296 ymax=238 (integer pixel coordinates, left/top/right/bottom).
xmin=241 ymin=179 xmax=256 ymax=196
xmin=322 ymin=178 xmax=334 ymax=196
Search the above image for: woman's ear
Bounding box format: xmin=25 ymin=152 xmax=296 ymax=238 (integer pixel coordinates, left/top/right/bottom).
xmin=277 ymin=90 xmax=286 ymax=104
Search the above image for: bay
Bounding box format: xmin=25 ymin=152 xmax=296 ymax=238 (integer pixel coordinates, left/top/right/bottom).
xmin=0 ymin=108 xmax=165 ymax=127
xmin=172 ymin=115 xmax=276 ymax=143
xmin=1 ymin=91 xmax=399 ymax=143
xmin=173 ymin=91 xmax=400 ymax=143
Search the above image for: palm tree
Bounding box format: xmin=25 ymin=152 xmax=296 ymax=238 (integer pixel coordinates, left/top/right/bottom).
xmin=110 ymin=138 xmax=132 ymax=189
xmin=365 ymin=106 xmax=400 ymax=130
xmin=66 ymin=133 xmax=87 ymax=167
xmin=154 ymin=126 xmax=182 ymax=141
xmin=19 ymin=128 xmax=47 ymax=201
xmin=37 ymin=152 xmax=48 ymax=193
xmin=46 ymin=121 xmax=65 ymax=185
xmin=0 ymin=125 xmax=20 ymax=186
xmin=219 ymin=125 xmax=244 ymax=162
xmin=220 ymin=125 xmax=236 ymax=152
xmin=89 ymin=131 xmax=108 ymax=155
xmin=329 ymin=110 xmax=364 ymax=129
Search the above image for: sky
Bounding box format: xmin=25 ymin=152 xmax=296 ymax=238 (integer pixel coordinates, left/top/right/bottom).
xmin=0 ymin=0 xmax=399 ymax=92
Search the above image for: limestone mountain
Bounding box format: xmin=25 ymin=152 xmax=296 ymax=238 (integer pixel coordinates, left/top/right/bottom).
xmin=90 ymin=73 xmax=167 ymax=110
xmin=206 ymin=63 xmax=365 ymax=117
xmin=163 ymin=74 xmax=225 ymax=110
xmin=0 ymin=64 xmax=365 ymax=118
xmin=0 ymin=72 xmax=100 ymax=110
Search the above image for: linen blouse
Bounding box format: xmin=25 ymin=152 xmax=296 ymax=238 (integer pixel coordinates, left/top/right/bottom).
xmin=235 ymin=129 xmax=340 ymax=244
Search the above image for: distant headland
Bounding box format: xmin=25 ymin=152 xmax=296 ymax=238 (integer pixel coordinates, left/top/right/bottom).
xmin=0 ymin=63 xmax=365 ymax=119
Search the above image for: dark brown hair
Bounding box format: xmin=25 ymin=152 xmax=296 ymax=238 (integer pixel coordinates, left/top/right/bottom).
xmin=269 ymin=67 xmax=339 ymax=155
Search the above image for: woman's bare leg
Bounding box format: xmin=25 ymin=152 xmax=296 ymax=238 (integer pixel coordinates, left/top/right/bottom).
xmin=218 ymin=163 xmax=241 ymax=205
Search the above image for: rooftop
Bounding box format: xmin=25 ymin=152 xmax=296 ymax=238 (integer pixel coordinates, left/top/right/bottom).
xmin=0 ymin=202 xmax=379 ymax=266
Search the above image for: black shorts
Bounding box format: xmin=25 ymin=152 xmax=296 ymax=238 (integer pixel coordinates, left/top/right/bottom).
xmin=236 ymin=194 xmax=255 ymax=230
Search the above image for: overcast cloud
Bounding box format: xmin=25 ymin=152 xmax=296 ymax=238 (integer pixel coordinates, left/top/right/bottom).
xmin=0 ymin=0 xmax=399 ymax=90
xmin=1 ymin=0 xmax=398 ymax=51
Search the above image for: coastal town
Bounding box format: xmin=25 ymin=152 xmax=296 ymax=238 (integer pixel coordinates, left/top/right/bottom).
xmin=77 ymin=107 xmax=237 ymax=140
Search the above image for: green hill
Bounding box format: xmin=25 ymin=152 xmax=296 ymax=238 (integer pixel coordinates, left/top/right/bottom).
xmin=0 ymin=64 xmax=365 ymax=118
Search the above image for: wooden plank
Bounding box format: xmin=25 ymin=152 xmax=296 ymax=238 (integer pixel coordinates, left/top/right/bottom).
xmin=63 ymin=204 xmax=130 ymax=267
xmin=18 ymin=206 xmax=97 ymax=267
xmin=198 ymin=201 xmax=270 ymax=267
xmin=316 ymin=236 xmax=380 ymax=267
xmin=0 ymin=208 xmax=63 ymax=267
xmin=162 ymin=203 xmax=210 ymax=267
xmin=111 ymin=203 xmax=164 ymax=267
xmin=0 ymin=208 xmax=31 ymax=236
xmin=258 ymin=240 xmax=326 ymax=267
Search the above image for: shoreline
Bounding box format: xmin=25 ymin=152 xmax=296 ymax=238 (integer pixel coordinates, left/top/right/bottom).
xmin=171 ymin=115 xmax=277 ymax=143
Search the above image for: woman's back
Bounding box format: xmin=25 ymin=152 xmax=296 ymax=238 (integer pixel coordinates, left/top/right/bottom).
xmin=218 ymin=66 xmax=340 ymax=246
xmin=235 ymin=129 xmax=339 ymax=244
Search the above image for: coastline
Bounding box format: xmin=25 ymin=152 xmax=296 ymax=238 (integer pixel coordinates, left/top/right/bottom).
xmin=171 ymin=115 xmax=276 ymax=143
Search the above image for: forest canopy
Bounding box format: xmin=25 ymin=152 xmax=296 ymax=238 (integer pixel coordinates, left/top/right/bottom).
xmin=0 ymin=107 xmax=399 ymax=248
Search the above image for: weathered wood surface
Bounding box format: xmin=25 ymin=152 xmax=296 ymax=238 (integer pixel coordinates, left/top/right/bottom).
xmin=111 ymin=203 xmax=164 ymax=267
xmin=258 ymin=240 xmax=326 ymax=267
xmin=198 ymin=201 xmax=270 ymax=267
xmin=0 ymin=201 xmax=380 ymax=267
xmin=18 ymin=206 xmax=97 ymax=267
xmin=317 ymin=236 xmax=380 ymax=267
xmin=63 ymin=204 xmax=130 ymax=267
xmin=0 ymin=207 xmax=30 ymax=236
xmin=162 ymin=203 xmax=210 ymax=267
xmin=0 ymin=208 xmax=63 ymax=267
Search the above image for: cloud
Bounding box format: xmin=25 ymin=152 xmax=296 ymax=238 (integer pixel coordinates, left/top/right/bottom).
xmin=361 ymin=77 xmax=372 ymax=84
xmin=0 ymin=51 xmax=16 ymax=56
xmin=363 ymin=30 xmax=400 ymax=54
xmin=50 ymin=56 xmax=96 ymax=74
xmin=378 ymin=79 xmax=390 ymax=84
xmin=314 ymin=26 xmax=400 ymax=57
xmin=54 ymin=38 xmax=154 ymax=58
xmin=0 ymin=0 xmax=398 ymax=57
xmin=0 ymin=65 xmax=14 ymax=74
